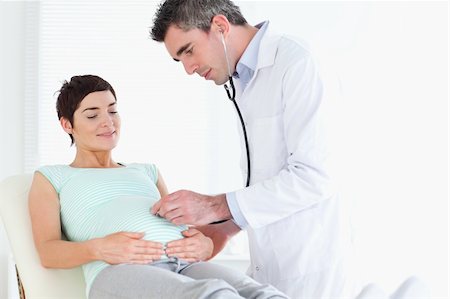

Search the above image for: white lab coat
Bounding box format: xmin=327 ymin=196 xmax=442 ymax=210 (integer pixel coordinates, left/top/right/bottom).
xmin=234 ymin=24 xmax=356 ymax=298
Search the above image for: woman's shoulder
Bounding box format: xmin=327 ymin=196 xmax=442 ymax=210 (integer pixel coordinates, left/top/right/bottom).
xmin=36 ymin=164 xmax=68 ymax=176
xmin=35 ymin=164 xmax=71 ymax=193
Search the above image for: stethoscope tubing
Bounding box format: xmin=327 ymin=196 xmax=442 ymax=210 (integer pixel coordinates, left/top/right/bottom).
xmin=224 ymin=76 xmax=251 ymax=188
xmin=221 ymin=31 xmax=251 ymax=188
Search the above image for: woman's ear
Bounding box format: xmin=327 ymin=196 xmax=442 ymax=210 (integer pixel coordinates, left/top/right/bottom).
xmin=60 ymin=117 xmax=73 ymax=134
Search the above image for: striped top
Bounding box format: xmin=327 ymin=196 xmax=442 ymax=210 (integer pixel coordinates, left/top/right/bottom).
xmin=37 ymin=163 xmax=187 ymax=295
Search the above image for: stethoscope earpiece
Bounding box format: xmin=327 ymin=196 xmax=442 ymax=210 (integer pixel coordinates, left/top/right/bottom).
xmin=220 ymin=31 xmax=232 ymax=78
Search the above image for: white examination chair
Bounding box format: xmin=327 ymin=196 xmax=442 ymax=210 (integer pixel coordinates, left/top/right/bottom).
xmin=0 ymin=174 xmax=86 ymax=299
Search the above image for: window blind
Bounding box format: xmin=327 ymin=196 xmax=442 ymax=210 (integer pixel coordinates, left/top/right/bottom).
xmin=23 ymin=3 xmax=40 ymax=173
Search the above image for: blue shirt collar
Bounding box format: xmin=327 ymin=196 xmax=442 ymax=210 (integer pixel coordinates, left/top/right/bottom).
xmin=234 ymin=21 xmax=269 ymax=86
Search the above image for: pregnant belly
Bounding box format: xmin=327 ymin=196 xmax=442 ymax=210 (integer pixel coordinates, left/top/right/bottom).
xmin=89 ymin=196 xmax=187 ymax=245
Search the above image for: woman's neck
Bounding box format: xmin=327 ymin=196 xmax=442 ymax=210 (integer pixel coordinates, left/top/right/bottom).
xmin=70 ymin=150 xmax=121 ymax=168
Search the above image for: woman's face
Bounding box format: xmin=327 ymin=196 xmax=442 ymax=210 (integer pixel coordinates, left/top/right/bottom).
xmin=68 ymin=90 xmax=120 ymax=151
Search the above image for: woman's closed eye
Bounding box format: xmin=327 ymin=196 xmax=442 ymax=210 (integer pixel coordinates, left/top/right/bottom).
xmin=86 ymin=111 xmax=117 ymax=119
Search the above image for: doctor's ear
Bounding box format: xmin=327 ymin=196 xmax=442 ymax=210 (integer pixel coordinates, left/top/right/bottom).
xmin=211 ymin=15 xmax=229 ymax=35
xmin=60 ymin=117 xmax=73 ymax=133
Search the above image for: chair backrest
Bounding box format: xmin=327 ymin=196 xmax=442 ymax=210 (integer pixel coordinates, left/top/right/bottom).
xmin=0 ymin=174 xmax=86 ymax=299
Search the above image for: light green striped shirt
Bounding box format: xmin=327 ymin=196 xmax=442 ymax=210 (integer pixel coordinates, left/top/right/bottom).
xmin=38 ymin=163 xmax=187 ymax=295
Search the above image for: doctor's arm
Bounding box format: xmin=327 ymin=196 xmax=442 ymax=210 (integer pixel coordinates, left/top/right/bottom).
xmin=29 ymin=172 xmax=164 ymax=268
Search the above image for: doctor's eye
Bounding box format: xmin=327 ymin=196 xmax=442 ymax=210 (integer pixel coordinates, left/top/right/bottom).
xmin=185 ymin=47 xmax=194 ymax=56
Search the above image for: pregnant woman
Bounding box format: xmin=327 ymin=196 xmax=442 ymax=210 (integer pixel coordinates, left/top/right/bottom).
xmin=28 ymin=74 xmax=288 ymax=299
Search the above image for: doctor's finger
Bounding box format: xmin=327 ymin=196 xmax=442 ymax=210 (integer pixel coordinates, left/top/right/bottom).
xmin=161 ymin=192 xmax=181 ymax=203
xmin=163 ymin=209 xmax=185 ymax=223
xmin=156 ymin=198 xmax=182 ymax=216
xmin=150 ymin=200 xmax=162 ymax=214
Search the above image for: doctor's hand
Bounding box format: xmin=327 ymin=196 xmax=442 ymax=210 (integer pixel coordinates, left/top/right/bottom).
xmin=151 ymin=190 xmax=231 ymax=226
xmin=92 ymin=231 xmax=164 ymax=265
xmin=165 ymin=228 xmax=213 ymax=262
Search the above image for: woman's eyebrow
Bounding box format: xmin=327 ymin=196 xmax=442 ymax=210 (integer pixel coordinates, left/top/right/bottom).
xmin=82 ymin=102 xmax=116 ymax=113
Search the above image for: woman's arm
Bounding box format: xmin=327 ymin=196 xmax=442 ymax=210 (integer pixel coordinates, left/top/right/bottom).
xmin=156 ymin=169 xmax=169 ymax=197
xmin=29 ymin=171 xmax=96 ymax=268
xmin=29 ymin=171 xmax=164 ymax=269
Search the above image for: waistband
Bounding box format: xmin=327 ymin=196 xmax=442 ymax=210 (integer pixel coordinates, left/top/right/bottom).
xmin=150 ymin=256 xmax=191 ymax=273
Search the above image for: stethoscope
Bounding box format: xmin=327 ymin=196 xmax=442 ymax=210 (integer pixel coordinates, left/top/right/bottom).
xmin=220 ymin=31 xmax=251 ymax=188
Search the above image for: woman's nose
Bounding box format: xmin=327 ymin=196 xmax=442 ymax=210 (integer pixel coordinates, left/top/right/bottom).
xmin=101 ymin=114 xmax=114 ymax=127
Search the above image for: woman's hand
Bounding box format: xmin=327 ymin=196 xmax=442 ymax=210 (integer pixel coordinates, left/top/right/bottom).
xmin=92 ymin=231 xmax=165 ymax=265
xmin=195 ymin=220 xmax=241 ymax=259
xmin=165 ymin=228 xmax=213 ymax=262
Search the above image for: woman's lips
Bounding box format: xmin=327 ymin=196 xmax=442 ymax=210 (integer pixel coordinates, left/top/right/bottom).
xmin=97 ymin=131 xmax=115 ymax=137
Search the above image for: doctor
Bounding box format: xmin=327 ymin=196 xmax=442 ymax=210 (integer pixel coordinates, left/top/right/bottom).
xmin=150 ymin=0 xmax=355 ymax=297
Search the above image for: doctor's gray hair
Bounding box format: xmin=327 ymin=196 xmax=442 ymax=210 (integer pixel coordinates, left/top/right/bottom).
xmin=151 ymin=0 xmax=247 ymax=42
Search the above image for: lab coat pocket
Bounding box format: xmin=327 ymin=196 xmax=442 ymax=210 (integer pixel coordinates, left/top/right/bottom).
xmin=248 ymin=114 xmax=287 ymax=179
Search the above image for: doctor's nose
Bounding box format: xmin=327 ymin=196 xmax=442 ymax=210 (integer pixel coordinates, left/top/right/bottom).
xmin=182 ymin=61 xmax=198 ymax=75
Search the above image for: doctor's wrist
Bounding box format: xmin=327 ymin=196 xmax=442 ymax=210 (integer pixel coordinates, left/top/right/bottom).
xmin=210 ymin=193 xmax=232 ymax=222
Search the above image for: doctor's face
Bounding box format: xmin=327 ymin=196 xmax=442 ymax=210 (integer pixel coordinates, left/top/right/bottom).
xmin=164 ymin=25 xmax=230 ymax=85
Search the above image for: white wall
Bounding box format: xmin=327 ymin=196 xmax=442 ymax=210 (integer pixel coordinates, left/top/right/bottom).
xmin=0 ymin=2 xmax=26 ymax=298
